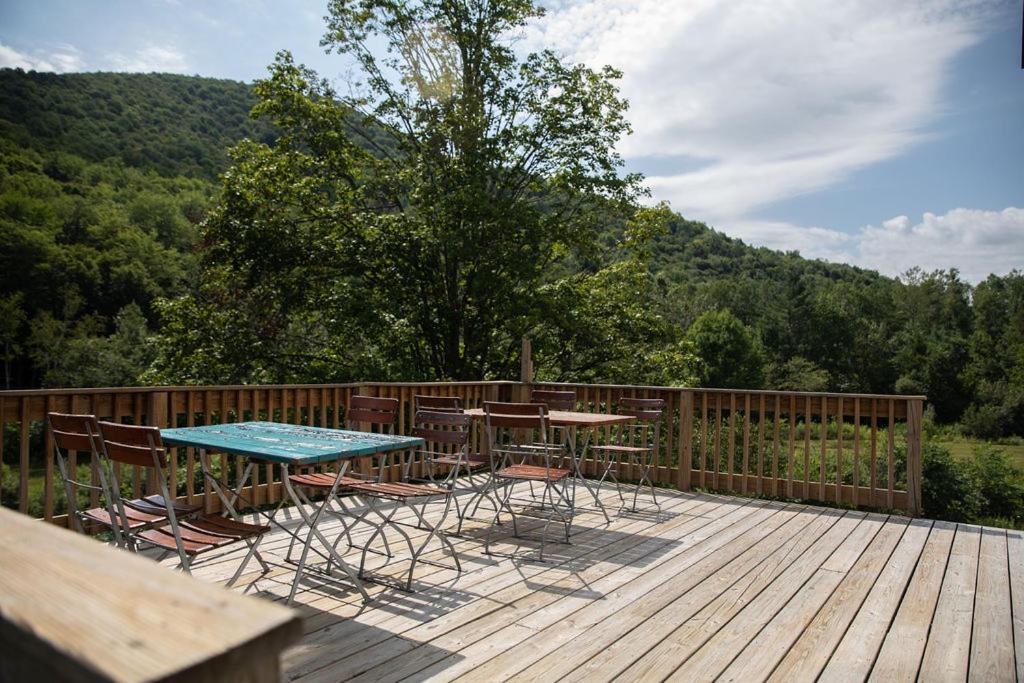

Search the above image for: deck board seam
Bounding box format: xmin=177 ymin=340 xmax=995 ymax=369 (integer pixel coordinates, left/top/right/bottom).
xmin=335 ymin=499 xmax=768 ymax=682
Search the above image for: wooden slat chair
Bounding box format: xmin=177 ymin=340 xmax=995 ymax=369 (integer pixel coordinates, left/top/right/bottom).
xmin=591 ymin=397 xmax=666 ymax=511
xmin=402 ymin=409 xmax=497 ymax=535
xmin=413 ymin=394 xmax=462 ymax=412
xmin=286 ymin=395 xmax=400 ymax=562
xmin=48 ymin=412 xmax=198 ymax=551
xmin=96 ymin=421 xmax=270 ymax=586
xmin=483 ymin=402 xmax=573 ymax=561
xmin=342 ymin=410 xmax=466 ymax=591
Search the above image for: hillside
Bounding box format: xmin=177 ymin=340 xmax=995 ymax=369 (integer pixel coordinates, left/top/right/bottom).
xmin=0 ymin=70 xmax=273 ymax=179
xmin=0 ymin=70 xmax=1020 ymax=442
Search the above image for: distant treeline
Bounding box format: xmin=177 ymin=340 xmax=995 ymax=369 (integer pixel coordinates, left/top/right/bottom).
xmin=0 ymin=69 xmax=1021 ymax=439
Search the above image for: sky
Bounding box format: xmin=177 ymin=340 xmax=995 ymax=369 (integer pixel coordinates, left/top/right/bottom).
xmin=1 ymin=0 xmax=1022 ymax=282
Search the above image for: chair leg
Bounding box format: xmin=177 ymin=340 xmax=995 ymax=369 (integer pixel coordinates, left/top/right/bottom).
xmin=227 ymin=534 xmax=264 ymax=587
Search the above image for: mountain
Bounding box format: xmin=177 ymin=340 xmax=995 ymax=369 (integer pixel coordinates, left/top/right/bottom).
xmin=0 ymin=70 xmax=274 ymax=180
xmin=2 ymin=69 xmax=1018 ymax=443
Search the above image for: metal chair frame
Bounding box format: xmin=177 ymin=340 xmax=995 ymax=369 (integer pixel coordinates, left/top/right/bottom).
xmin=96 ymin=421 xmax=270 ymax=587
xmin=345 ymin=410 xmax=467 ymax=591
xmin=482 ymin=402 xmax=574 ymax=561
xmin=48 ymin=413 xmax=127 ymax=549
xmin=286 ymin=396 xmax=399 ymax=566
xmin=406 ymin=399 xmax=500 ymax=533
xmin=592 ymin=397 xmax=665 ymax=511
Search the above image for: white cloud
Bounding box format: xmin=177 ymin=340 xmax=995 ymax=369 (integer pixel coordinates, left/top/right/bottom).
xmin=0 ymin=42 xmax=84 ymax=72
xmin=108 ymin=45 xmax=189 ymax=73
xmin=524 ymin=0 xmax=995 ymax=220
xmin=522 ymin=0 xmax=1014 ymax=279
xmin=730 ymin=207 xmax=1024 ymax=282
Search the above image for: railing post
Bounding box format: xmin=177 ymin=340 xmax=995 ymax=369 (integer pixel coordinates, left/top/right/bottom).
xmin=905 ymin=398 xmax=924 ymax=516
xmin=517 ymin=338 xmax=534 ymax=402
xmin=679 ymin=391 xmax=693 ymax=492
xmin=147 ymin=391 xmax=169 ymax=493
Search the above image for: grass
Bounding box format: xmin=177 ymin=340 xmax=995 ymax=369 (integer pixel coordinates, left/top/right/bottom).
xmin=931 ymin=434 xmax=1024 ymax=470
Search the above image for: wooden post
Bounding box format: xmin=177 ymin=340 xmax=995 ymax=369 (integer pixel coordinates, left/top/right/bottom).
xmin=518 ymin=338 xmax=534 ymax=402
xmin=905 ymin=398 xmax=924 ymax=516
xmin=147 ymin=391 xmax=169 ymax=493
xmin=520 ymin=337 xmax=534 ymax=383
xmin=679 ymin=391 xmax=694 ymax=491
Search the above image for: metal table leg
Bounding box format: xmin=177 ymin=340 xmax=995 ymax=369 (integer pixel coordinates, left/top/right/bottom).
xmin=282 ymin=462 xmax=370 ymax=604
xmin=565 ymin=427 xmax=610 ymax=524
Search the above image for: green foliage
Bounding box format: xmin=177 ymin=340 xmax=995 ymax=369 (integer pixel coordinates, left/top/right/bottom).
xmin=686 ymin=310 xmax=764 ymax=388
xmin=764 ymin=357 xmax=830 ymax=392
xmin=0 ymin=69 xmax=273 ymax=179
xmin=153 ymin=0 xmax=645 ymax=382
xmin=922 ymin=443 xmax=982 ymax=522
xmin=922 ymin=442 xmax=1024 ymax=526
xmin=0 ymin=142 xmax=206 ymax=387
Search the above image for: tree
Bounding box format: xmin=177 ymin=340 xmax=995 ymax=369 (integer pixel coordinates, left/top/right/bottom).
xmin=154 ymin=0 xmax=643 ymax=382
xmin=0 ymin=292 xmax=26 ymax=388
xmin=686 ymin=309 xmax=764 ymax=389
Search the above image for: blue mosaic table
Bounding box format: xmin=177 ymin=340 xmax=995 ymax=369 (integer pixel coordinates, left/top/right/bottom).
xmin=160 ymin=421 xmax=423 ymax=466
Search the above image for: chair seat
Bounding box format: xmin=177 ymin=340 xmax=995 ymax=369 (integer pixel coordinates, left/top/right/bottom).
xmin=495 ymin=464 xmax=571 ymax=482
xmin=346 ymin=481 xmax=450 ymax=499
xmin=138 ymin=515 xmax=269 ymax=556
xmin=123 ymin=495 xmax=201 ymax=518
xmin=81 ymin=505 xmax=166 ymax=531
xmin=288 ymin=472 xmax=364 ymax=489
xmin=591 ymin=445 xmax=653 ymax=454
xmin=430 ymin=453 xmax=488 ymax=468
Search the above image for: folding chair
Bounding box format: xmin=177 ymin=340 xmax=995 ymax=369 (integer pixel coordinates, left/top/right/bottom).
xmin=483 ymin=402 xmax=573 ymax=561
xmin=286 ymin=395 xmax=399 ymax=563
xmin=96 ymin=421 xmax=270 ymax=586
xmin=48 ymin=412 xmax=198 ymax=551
xmin=402 ymin=409 xmax=497 ymax=534
xmin=414 ymin=394 xmax=462 ymax=413
xmin=344 ymin=410 xmax=466 ymax=591
xmin=591 ymin=397 xmax=666 ymax=511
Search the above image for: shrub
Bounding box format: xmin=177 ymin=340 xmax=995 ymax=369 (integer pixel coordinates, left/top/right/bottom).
xmin=971 ymin=447 xmax=1024 ymax=523
xmin=921 ymin=443 xmax=981 ymax=522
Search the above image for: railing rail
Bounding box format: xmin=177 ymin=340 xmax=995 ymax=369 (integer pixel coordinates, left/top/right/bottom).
xmin=0 ymin=380 xmax=923 ymax=525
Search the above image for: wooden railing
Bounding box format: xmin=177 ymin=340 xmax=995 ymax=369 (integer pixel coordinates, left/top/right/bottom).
xmin=0 ymin=380 xmax=923 ymax=525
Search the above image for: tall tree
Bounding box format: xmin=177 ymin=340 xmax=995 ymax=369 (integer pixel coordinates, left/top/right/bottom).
xmin=152 ymin=0 xmax=642 ymax=382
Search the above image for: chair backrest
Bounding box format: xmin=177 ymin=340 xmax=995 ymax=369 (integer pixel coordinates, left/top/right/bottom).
xmin=48 ymin=412 xmax=103 ymax=455
xmin=483 ymin=401 xmax=548 ymax=430
xmin=412 ymin=410 xmax=472 ymax=447
xmin=530 ymin=390 xmax=576 ymax=412
xmin=346 ymin=395 xmax=399 ymax=431
xmin=617 ymin=397 xmax=666 ymax=422
xmin=414 ymin=395 xmax=462 ymax=413
xmin=97 ymin=421 xmax=167 ymax=469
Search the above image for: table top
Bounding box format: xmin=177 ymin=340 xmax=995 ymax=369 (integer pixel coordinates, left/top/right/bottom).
xmin=464 ymin=407 xmax=633 ymax=428
xmin=0 ymin=506 xmax=302 ymax=682
xmin=161 ymin=421 xmax=423 ymax=466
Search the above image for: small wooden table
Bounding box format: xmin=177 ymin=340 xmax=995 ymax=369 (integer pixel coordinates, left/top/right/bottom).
xmin=0 ymin=506 xmax=302 ymax=683
xmin=465 ymin=408 xmax=632 ymax=517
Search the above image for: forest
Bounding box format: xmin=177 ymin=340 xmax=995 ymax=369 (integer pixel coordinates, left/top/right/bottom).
xmin=0 ymin=59 xmax=1022 ymax=525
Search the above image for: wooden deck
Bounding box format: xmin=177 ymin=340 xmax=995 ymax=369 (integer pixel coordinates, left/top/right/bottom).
xmin=181 ymin=482 xmax=1023 ymax=682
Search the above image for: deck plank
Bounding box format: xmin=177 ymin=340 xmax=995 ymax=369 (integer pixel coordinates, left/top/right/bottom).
xmin=333 ymin=498 xmax=773 ymax=683
xmin=970 ymin=526 xmax=1015 ymax=681
xmin=918 ymin=524 xmax=982 ymax=682
xmin=173 ymin=482 xmax=1019 ymax=683
xmin=662 ymin=511 xmax=877 ymax=682
xmin=730 ymin=515 xmax=908 ymax=683
xmin=1009 ymin=529 xmax=1024 ymax=682
xmin=477 ymin=504 xmax=816 ymax=682
xmin=526 ymin=507 xmax=839 ymax=683
xmin=866 ymin=520 xmax=956 ymax=682
xmin=287 ymin=487 xmax=707 ymax=680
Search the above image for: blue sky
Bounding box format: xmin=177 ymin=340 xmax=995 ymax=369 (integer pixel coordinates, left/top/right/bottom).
xmin=1 ymin=0 xmax=1021 ymax=281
